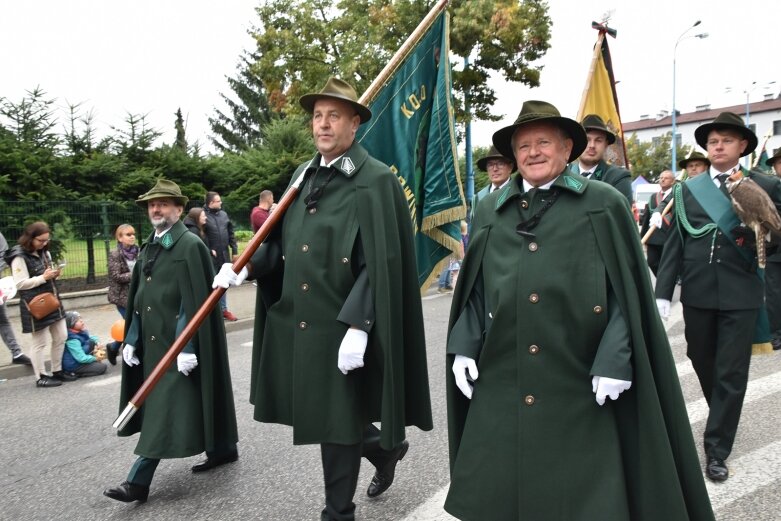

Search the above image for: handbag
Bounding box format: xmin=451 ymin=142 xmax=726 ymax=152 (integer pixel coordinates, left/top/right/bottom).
xmin=24 ymin=291 xmax=61 ymax=320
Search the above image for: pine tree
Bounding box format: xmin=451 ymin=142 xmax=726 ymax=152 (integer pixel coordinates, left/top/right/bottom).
xmin=209 ymin=52 xmax=273 ymax=153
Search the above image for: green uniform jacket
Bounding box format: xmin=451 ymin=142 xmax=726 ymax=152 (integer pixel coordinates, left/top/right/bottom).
xmin=445 ymin=170 xmax=714 ymax=521
xmin=571 ymin=159 xmax=633 ymax=202
xmin=118 ymin=220 xmax=238 ymax=459
xmin=250 ymin=142 xmax=433 ymax=450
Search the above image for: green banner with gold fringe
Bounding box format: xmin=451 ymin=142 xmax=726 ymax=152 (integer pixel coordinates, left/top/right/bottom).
xmin=357 ymin=11 xmax=465 ymax=288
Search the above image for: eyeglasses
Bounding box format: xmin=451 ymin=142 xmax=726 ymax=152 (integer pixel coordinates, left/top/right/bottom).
xmin=33 ymin=237 xmax=50 ymax=244
xmin=486 ymin=160 xmax=510 ymax=169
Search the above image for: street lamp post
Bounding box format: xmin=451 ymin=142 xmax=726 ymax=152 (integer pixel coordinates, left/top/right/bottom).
xmin=672 ymin=21 xmax=708 ymax=173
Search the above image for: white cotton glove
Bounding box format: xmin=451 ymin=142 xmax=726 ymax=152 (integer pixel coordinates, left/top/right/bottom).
xmin=337 ymin=329 xmax=368 ymax=375
xmin=177 ymin=352 xmax=199 ymax=376
xmin=212 ymin=263 xmax=249 ymax=289
xmin=452 ymin=354 xmax=479 ymax=400
xmin=656 ymin=298 xmax=670 ymax=320
xmin=122 ymin=344 xmax=140 ymax=366
xmin=592 ymin=376 xmax=632 ymax=406
xmin=649 ymin=212 xmax=663 ymax=229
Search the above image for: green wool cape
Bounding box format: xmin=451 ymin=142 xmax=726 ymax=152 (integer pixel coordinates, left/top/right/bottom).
xmin=118 ymin=220 xmax=238 ymax=459
xmin=250 ymin=142 xmax=432 ymax=450
xmin=445 ymin=171 xmax=714 ymax=521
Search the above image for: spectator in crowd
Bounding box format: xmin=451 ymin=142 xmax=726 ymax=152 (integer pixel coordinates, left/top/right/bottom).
xmin=107 ymin=224 xmax=138 ymax=319
xmin=0 ymin=230 xmax=31 ymax=365
xmin=251 ymin=190 xmax=275 ymax=233
xmin=62 ymin=310 xmax=107 ymax=377
xmin=7 ymin=221 xmax=75 ymax=387
xmin=184 ymin=207 xmax=209 ymax=244
xmin=204 ymin=191 xmax=239 ymax=321
xmin=106 ymin=224 xmax=138 ymax=365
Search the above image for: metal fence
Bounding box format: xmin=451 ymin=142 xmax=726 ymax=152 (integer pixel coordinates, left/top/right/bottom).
xmin=0 ymin=200 xmax=149 ymax=285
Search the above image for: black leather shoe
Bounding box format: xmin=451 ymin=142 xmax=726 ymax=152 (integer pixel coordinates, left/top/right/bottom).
xmin=191 ymin=450 xmax=239 ymax=472
xmin=367 ymin=440 xmax=409 ymax=498
xmin=706 ymin=456 xmax=729 ymax=482
xmin=36 ymin=376 xmax=62 ymax=388
xmin=106 ymin=343 xmax=119 ymax=366
xmin=12 ymin=354 xmax=32 ymax=365
xmin=52 ymin=370 xmax=78 ymax=382
xmin=103 ymin=481 xmax=149 ymax=502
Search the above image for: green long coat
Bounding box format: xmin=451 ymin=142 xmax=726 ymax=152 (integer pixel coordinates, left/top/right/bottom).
xmin=118 ymin=220 xmax=238 ymax=459
xmin=250 ymin=142 xmax=432 ymax=450
xmin=445 ymin=170 xmax=714 ymax=521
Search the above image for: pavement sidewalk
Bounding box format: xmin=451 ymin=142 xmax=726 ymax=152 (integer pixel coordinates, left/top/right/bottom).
xmin=0 ymin=283 xmax=258 ymax=382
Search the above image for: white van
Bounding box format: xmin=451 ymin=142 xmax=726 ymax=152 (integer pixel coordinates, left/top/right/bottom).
xmin=633 ymin=183 xmax=661 ymax=215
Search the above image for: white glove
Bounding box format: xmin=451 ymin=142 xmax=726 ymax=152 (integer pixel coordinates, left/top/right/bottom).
xmin=177 ymin=352 xmax=199 ymax=376
xmin=656 ymin=298 xmax=670 ymax=320
xmin=592 ymin=375 xmax=632 ymax=406
xmin=650 ymin=212 xmax=663 ymax=228
xmin=212 ymin=264 xmax=249 ymax=289
xmin=122 ymin=344 xmax=140 ymax=366
xmin=452 ymin=354 xmax=479 ymax=399
xmin=337 ymin=328 xmax=368 ymax=375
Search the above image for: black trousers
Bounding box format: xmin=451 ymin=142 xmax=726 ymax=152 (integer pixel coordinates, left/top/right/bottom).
xmin=320 ymin=424 xmax=398 ymax=521
xmin=646 ymin=244 xmax=664 ymax=276
xmin=683 ymin=305 xmax=757 ymax=460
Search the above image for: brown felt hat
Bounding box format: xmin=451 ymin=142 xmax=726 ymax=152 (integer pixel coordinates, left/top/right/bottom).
xmin=135 ymin=179 xmax=189 ymax=207
xmin=694 ymin=112 xmax=757 ymax=157
xmin=580 ymin=114 xmax=617 ymax=145
xmin=492 ymin=101 xmax=586 ymax=163
xmin=678 ymin=151 xmax=711 ymax=169
xmin=765 ymin=148 xmax=781 ymax=167
xmin=476 ymin=145 xmax=517 ymax=172
xmin=299 ymin=77 xmax=372 ymax=124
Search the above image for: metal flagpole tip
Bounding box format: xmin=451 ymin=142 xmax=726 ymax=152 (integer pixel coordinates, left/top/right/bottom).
xmin=113 ymin=403 xmax=138 ymax=430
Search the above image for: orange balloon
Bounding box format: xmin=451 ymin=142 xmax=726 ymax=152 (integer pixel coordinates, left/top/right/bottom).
xmin=110 ymin=319 xmax=125 ymax=342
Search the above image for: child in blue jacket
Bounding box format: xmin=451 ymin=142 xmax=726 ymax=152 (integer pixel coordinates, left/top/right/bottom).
xmin=63 ymin=311 xmax=107 ymax=378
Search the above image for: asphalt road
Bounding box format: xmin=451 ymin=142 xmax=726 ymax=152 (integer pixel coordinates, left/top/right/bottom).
xmin=0 ymin=292 xmax=779 ymax=520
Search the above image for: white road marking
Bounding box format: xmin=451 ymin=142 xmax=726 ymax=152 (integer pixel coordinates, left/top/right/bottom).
xmin=84 ymin=375 xmax=122 ymax=387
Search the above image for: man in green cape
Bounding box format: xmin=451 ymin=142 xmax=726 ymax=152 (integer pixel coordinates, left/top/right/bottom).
xmin=214 ymin=78 xmax=432 ymax=521
xmin=104 ymin=179 xmax=238 ymax=503
xmin=445 ymin=101 xmax=714 ymax=520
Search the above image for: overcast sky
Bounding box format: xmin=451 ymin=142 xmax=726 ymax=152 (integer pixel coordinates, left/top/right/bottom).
xmin=1 ymin=1 xmax=779 ymax=153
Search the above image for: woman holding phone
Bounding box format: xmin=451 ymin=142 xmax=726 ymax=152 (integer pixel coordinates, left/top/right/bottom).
xmin=6 ymin=221 xmax=72 ymax=388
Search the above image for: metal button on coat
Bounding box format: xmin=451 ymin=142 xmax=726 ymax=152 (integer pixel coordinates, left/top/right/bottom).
xmin=524 ymin=395 xmax=535 ymax=406
xmin=528 ymin=242 xmax=538 ymax=252
xmin=299 ymin=321 xmax=308 ymax=329
xmin=301 ymin=244 xmax=309 ymax=252
xmin=308 ymin=208 xmax=317 ymax=214
xmin=150 ymin=336 xmax=156 ymax=341
xmin=593 ymin=305 xmax=603 ymax=314
xmin=521 ymin=200 xmax=529 ymax=209
xmin=146 ymin=276 xmax=152 ymax=282
xmin=529 ymin=345 xmax=540 ymax=355
xmin=301 ymin=283 xmax=309 ymax=292
xmin=146 ymin=306 xmax=152 ymax=312
xmin=529 ymin=293 xmax=539 ymax=303
xmin=364 ymin=320 xmax=372 ymax=326
xmin=341 ymin=258 xmax=349 ymax=264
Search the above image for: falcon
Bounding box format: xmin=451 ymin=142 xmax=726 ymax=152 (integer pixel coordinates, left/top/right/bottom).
xmin=726 ymin=171 xmax=781 ymax=268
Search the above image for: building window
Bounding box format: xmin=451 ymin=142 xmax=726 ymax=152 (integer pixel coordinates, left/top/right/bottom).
xmin=774 ymin=120 xmax=781 ymax=135
xmin=674 ymin=133 xmax=682 ymax=147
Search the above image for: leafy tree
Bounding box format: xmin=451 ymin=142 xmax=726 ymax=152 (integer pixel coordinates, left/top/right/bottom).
xmin=209 ymin=51 xmax=273 ymax=153
xmin=219 ymin=116 xmax=313 ymax=226
xmin=249 ymin=0 xmax=551 ymax=122
xmin=625 ymin=132 xmax=688 ymax=182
